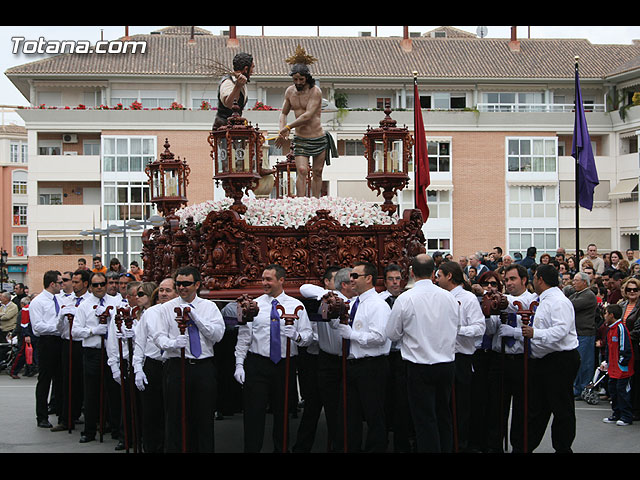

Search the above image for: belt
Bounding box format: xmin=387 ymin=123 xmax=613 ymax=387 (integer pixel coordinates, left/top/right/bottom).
xmin=169 ymin=356 xmax=214 ymax=365
xmin=346 ymin=355 xmax=384 ymax=365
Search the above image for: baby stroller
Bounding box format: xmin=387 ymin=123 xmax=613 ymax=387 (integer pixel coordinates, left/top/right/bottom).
xmin=581 ymin=367 xmax=608 ymax=405
xmin=0 ymin=338 xmax=18 ymax=372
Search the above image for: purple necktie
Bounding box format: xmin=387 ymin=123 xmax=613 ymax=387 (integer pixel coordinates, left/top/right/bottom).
xmin=188 ymin=304 xmax=201 ymax=358
xmin=270 ymin=299 xmax=281 ymax=364
xmin=345 ymin=297 xmax=359 ymax=356
xmin=53 ymin=295 xmax=60 ymax=315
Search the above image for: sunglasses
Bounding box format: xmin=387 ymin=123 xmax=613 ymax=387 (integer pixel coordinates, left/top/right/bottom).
xmin=350 ymin=273 xmax=367 ymax=280
xmin=176 ymin=280 xmax=195 ymax=287
xmin=136 ymin=291 xmax=147 ymax=297
xmin=626 ymin=288 xmax=639 ymax=293
xmin=62 ymin=278 xmax=71 ymax=282
xmin=481 ymin=281 xmax=499 ymax=287
xmin=91 ymin=281 xmax=107 ymax=287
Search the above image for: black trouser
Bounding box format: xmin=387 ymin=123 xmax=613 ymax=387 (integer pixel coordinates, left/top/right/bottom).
xmin=213 ymin=327 xmax=242 ymax=416
xmin=59 ymin=339 xmax=84 ymax=428
xmin=453 ymin=352 xmax=473 ymax=452
xmin=469 ymin=349 xmax=492 ymax=452
xmin=163 ymin=356 xmax=217 ymax=453
xmin=316 ymin=350 xmax=344 ymax=452
xmin=406 ymin=360 xmax=455 ymax=453
xmin=292 ymin=348 xmax=322 ymax=453
xmin=242 ymin=352 xmax=297 ymax=453
xmin=486 ymin=350 xmax=526 ymax=452
xmin=141 ymin=357 xmax=164 ymax=453
xmin=82 ymin=346 xmax=121 ymax=439
xmin=340 ymin=355 xmax=389 ymax=453
xmin=527 ymin=349 xmax=580 ymax=453
xmin=386 ymin=350 xmax=414 ymax=452
xmin=35 ymin=335 xmax=62 ymax=422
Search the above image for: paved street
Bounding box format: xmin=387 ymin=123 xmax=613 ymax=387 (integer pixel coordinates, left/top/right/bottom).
xmin=1 ymin=373 xmax=637 ymax=454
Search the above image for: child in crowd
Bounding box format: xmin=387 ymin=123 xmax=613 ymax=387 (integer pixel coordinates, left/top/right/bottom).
xmin=602 ymin=304 xmax=635 ymax=426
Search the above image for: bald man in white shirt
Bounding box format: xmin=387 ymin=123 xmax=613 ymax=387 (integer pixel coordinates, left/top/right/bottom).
xmin=386 ymin=254 xmax=460 ymax=453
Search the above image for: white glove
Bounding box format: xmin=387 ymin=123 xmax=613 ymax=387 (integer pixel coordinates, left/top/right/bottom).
xmin=337 ymin=323 xmax=354 ymax=340
xmin=175 ymin=334 xmax=188 ymax=349
xmin=499 ymin=324 xmax=523 ymax=339
xmin=123 ymin=327 xmax=135 ymax=339
xmin=283 ymin=324 xmax=297 ymax=340
xmin=135 ymin=370 xmax=148 ymax=391
xmin=92 ymin=324 xmax=108 ymax=336
xmin=234 ymin=364 xmax=245 ymax=385
xmin=600 ymin=361 xmax=608 ymax=372
xmin=115 ymin=328 xmax=123 ymax=340
xmin=112 ymin=369 xmax=121 ymax=385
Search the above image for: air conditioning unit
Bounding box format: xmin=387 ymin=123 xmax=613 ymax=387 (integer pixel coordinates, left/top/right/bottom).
xmin=62 ymin=134 xmax=78 ymax=143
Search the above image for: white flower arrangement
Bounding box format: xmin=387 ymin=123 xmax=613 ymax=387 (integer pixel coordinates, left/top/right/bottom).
xmin=175 ymin=196 xmax=397 ymax=229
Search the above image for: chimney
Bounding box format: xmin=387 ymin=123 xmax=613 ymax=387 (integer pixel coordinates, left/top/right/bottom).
xmin=227 ymin=25 xmax=239 ymax=48
xmin=401 ymin=26 xmax=412 ymax=52
xmin=509 ymin=26 xmax=520 ymax=52
xmin=188 ymin=26 xmax=195 ymax=44
xmin=124 ymin=26 xmax=129 ymax=40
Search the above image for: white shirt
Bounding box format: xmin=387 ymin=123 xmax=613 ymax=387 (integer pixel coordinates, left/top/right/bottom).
xmin=29 ymin=290 xmax=62 ymax=337
xmin=71 ymin=294 xmax=119 ymax=348
xmin=386 ymin=279 xmax=459 ymax=365
xmin=56 ymin=291 xmax=92 ymax=340
xmin=451 ymin=285 xmax=486 ymax=355
xmin=299 ymin=284 xmax=350 ymax=356
xmin=341 ymin=287 xmax=391 ymax=360
xmin=529 ymin=286 xmax=579 ymax=358
xmin=235 ymin=291 xmax=313 ymax=365
xmin=153 ymin=295 xmax=225 ymax=360
xmin=488 ymin=290 xmax=538 ymax=355
xmin=132 ymin=304 xmax=164 ymax=373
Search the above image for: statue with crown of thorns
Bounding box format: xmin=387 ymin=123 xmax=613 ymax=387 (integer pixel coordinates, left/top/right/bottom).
xmin=275 ymin=45 xmax=337 ymax=198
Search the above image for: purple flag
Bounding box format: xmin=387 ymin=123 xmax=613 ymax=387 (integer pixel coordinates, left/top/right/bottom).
xmin=571 ymin=65 xmax=599 ymax=211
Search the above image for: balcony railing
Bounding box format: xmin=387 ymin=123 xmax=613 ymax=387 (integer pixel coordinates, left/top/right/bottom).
xmin=477 ymin=103 xmax=606 ymax=113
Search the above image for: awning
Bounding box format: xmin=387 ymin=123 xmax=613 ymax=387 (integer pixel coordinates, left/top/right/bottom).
xmin=609 ymin=178 xmax=638 ymax=200
xmin=38 ymin=230 xmax=84 ymax=242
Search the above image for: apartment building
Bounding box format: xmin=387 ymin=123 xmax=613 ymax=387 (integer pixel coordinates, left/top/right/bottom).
xmin=5 ymin=25 xmax=640 ymax=291
xmin=0 ymin=123 xmax=28 ymax=289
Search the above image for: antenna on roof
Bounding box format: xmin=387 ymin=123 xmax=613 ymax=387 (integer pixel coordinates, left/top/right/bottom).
xmin=476 ymin=26 xmax=488 ymax=38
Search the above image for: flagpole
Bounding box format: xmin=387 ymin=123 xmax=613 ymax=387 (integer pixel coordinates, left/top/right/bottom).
xmin=413 ymin=71 xmax=419 ymax=211
xmin=574 ymin=56 xmax=580 ymax=260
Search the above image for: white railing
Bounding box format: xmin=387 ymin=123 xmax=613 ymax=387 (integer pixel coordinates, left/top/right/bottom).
xmin=477 ymin=103 xmax=606 ymax=113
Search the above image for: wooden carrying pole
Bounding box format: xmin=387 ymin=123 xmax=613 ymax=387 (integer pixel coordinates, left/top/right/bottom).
xmin=174 ymin=306 xmax=190 ymax=453
xmin=115 ymin=309 xmax=130 ymax=453
xmin=93 ymin=305 xmax=113 ymax=443
xmin=276 ymin=304 xmax=304 ymax=453
xmin=514 ymin=300 xmax=538 ymax=454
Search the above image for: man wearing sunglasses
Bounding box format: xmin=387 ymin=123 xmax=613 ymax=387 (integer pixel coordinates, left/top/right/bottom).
xmin=436 ymin=261 xmax=485 ymax=453
xmin=153 ymin=266 xmax=225 ymax=453
xmin=71 ymin=272 xmax=121 ymax=444
xmin=28 ymin=270 xmax=64 ymax=429
xmin=233 ymin=264 xmax=312 ymax=453
xmin=330 ymin=261 xmax=391 ymax=453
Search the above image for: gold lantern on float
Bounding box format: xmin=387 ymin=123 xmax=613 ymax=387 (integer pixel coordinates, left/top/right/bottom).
xmin=363 ymin=104 xmax=412 ymax=215
xmin=208 ymin=101 xmax=264 ymax=214
xmin=145 ymin=138 xmax=190 ymax=218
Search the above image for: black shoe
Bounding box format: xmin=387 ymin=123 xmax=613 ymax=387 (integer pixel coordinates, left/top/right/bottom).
xmin=215 ymin=411 xmax=224 ymax=420
xmin=79 ymin=434 xmax=95 ymax=443
xmin=37 ymin=420 xmax=53 ymax=428
xmin=50 ymin=424 xmax=70 ymax=432
xmin=115 ymin=441 xmax=126 ymax=451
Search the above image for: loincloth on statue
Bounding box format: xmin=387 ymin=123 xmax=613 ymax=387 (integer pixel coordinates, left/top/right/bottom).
xmin=293 ymin=132 xmax=338 ymax=166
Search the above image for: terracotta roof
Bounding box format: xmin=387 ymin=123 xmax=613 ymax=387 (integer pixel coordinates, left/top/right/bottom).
xmin=6 ymin=26 xmax=640 ymax=81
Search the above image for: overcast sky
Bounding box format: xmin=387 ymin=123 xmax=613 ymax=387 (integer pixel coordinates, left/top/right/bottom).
xmin=2 ymin=25 xmax=640 ymax=125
